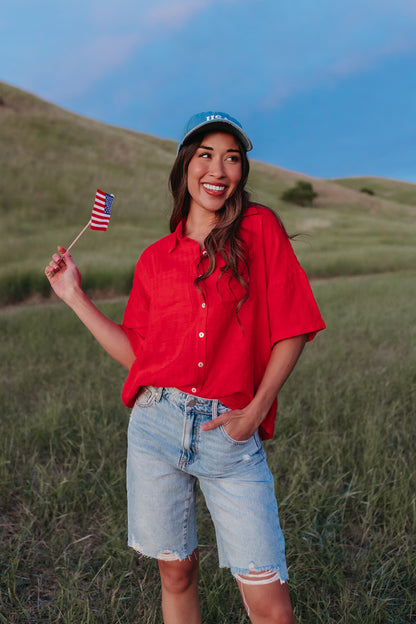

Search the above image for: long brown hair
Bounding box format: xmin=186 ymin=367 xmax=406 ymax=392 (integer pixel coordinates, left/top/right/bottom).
xmin=169 ymin=134 xmax=251 ymax=314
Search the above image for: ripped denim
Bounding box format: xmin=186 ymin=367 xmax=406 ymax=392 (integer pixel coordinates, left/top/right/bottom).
xmin=127 ymin=387 xmax=288 ymax=581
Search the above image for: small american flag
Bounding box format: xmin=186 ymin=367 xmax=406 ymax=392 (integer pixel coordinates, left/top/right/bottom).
xmin=90 ymin=189 xmax=114 ymax=231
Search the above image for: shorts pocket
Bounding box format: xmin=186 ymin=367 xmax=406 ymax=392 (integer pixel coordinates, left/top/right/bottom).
xmin=216 ymin=401 xmax=254 ymax=446
xmin=219 ymin=425 xmax=252 ymax=445
xmin=135 ymin=386 xmax=160 ymax=408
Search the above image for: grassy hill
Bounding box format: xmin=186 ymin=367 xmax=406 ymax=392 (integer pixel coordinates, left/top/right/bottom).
xmin=1 ymin=82 xmax=415 ymax=622
xmin=334 ymin=176 xmax=416 ymax=206
xmin=1 ymin=81 xmax=415 ymax=304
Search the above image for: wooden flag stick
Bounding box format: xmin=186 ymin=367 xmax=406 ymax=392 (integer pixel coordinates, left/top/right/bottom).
xmin=65 ymin=220 xmax=91 ymax=254
xmin=57 ymin=220 xmax=91 ymax=266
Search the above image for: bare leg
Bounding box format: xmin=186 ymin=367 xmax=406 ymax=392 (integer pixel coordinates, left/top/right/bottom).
xmin=236 ymin=571 xmax=295 ymax=624
xmin=158 ymin=548 xmax=201 ymax=624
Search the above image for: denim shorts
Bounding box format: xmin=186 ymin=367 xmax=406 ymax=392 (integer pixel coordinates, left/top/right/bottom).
xmin=126 ymin=386 xmax=289 ymax=580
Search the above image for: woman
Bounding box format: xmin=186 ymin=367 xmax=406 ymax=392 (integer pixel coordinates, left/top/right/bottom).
xmin=45 ymin=111 xmax=325 ymax=624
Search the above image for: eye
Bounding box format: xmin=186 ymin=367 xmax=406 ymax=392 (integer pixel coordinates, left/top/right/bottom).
xmin=226 ymin=154 xmax=241 ymax=163
xmin=199 ymin=151 xmax=211 ymax=159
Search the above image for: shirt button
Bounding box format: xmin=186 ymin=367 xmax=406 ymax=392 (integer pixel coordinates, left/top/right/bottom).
xmin=201 ymin=302 xmax=206 ymax=309
xmin=202 ymin=250 xmax=208 ymax=256
xmin=198 ymin=362 xmax=204 ymax=368
xmin=191 ymin=387 xmax=197 ymax=393
xmin=198 ymin=332 xmax=205 ymax=338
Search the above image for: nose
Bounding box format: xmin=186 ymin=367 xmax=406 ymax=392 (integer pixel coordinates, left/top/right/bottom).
xmin=208 ymin=156 xmax=226 ymax=178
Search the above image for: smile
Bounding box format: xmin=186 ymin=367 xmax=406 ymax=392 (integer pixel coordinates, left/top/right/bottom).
xmin=203 ymin=183 xmax=226 ymax=192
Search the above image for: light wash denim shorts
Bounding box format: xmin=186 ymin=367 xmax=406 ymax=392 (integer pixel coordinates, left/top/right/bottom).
xmin=127 ymin=386 xmax=289 ymax=580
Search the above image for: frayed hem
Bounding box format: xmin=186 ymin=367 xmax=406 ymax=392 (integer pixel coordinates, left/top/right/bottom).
xmin=234 ymin=570 xmax=286 ymax=586
xmin=231 ymin=568 xmax=288 ymax=618
xmin=128 ymin=541 xmax=196 ymax=562
xmin=228 ymin=563 xmax=288 ymax=586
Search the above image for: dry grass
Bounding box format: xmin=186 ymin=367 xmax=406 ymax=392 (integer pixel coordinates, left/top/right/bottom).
xmin=0 ymin=272 xmax=415 ymax=622
xmin=1 ymin=81 xmax=416 ymax=305
xmin=1 ymin=81 xmax=415 ymax=620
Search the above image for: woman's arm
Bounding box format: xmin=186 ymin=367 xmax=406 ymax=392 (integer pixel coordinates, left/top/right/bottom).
xmin=45 ymin=247 xmax=135 ymax=370
xmin=201 ymin=334 xmax=307 ymax=440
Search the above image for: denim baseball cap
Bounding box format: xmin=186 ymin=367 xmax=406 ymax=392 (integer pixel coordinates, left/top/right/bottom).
xmin=177 ymin=111 xmax=253 ymax=153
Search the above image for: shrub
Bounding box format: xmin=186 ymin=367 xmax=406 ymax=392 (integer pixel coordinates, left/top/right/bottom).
xmin=360 ymin=187 xmax=375 ymax=195
xmin=281 ymin=180 xmax=318 ymax=206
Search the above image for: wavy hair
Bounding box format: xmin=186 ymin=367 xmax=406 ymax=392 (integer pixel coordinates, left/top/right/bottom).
xmin=169 ymin=134 xmax=251 ymax=316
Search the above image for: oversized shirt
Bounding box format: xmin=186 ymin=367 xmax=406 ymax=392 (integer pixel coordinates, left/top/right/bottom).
xmin=120 ymin=205 xmax=325 ymax=439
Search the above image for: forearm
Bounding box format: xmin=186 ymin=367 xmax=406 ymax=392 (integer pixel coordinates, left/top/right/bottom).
xmin=202 ymin=334 xmax=307 ymax=439
xmin=249 ymin=334 xmax=308 ymax=427
xmin=46 ymin=247 xmax=135 ymax=370
xmin=65 ymin=288 xmax=135 ymax=370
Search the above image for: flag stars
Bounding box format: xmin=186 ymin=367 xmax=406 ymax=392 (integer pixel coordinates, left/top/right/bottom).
xmin=90 ymin=189 xmax=114 ymax=231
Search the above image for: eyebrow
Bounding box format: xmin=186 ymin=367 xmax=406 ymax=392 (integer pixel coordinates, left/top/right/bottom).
xmin=198 ymin=145 xmax=240 ymax=153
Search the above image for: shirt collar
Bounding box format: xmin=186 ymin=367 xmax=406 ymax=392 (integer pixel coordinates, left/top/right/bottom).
xmin=244 ymin=205 xmax=259 ymax=217
xmin=168 ymin=219 xmax=186 ymax=253
xmin=167 ymin=205 xmax=259 ymax=253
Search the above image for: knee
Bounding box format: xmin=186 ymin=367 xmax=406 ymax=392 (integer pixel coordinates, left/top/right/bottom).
xmin=278 ymin=611 xmax=295 ymax=624
xmin=249 ymin=605 xmax=295 ymax=624
xmin=248 ymin=600 xmax=295 ymax=624
xmin=238 ymin=574 xmax=295 ymax=624
xmin=158 ymin=554 xmax=199 ymax=595
xmin=269 ymin=608 xmax=295 ymax=624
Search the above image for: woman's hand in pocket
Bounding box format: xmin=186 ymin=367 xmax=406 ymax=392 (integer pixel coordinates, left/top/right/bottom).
xmin=201 ymin=406 xmax=262 ymax=442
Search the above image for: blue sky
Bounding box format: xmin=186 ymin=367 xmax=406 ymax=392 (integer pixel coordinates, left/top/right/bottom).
xmin=1 ymin=0 xmax=416 ymax=181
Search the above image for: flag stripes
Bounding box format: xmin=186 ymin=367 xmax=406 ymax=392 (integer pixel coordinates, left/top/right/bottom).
xmin=90 ymin=189 xmax=114 ymax=231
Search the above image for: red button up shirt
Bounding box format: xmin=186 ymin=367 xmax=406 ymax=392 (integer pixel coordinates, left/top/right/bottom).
xmin=120 ymin=205 xmax=325 ymax=439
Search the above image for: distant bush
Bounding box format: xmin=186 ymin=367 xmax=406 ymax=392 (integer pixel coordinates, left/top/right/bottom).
xmin=360 ymin=187 xmax=375 ymax=195
xmin=0 ymin=271 xmax=51 ymax=306
xmin=281 ymin=180 xmax=318 ymax=206
xmin=0 ymin=266 xmax=135 ymax=306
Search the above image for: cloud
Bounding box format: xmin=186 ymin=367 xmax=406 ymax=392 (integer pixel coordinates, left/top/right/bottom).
xmin=87 ymin=0 xmax=236 ymax=38
xmin=2 ymin=0 xmax=416 ymax=127
xmin=257 ymin=1 xmax=416 ymax=110
xmin=145 ymin=0 xmax=218 ymax=28
xmin=30 ymin=0 xmax=240 ymax=101
xmin=46 ymin=33 xmax=141 ymax=100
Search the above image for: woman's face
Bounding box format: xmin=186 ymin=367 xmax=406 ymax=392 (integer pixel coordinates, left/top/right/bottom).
xmin=186 ymin=132 xmax=243 ymax=219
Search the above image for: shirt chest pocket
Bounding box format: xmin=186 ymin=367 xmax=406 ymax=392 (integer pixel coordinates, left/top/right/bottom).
xmin=148 ymin=270 xmax=197 ymax=319
xmin=208 ymin=271 xmax=248 ymax=305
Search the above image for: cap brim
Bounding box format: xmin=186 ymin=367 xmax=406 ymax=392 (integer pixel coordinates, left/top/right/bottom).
xmin=179 ymin=120 xmax=252 ymax=153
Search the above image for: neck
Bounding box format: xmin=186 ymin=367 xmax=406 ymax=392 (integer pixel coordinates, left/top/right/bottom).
xmin=184 ymin=211 xmax=217 ymax=247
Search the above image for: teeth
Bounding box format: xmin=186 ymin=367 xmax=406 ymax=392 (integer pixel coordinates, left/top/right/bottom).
xmin=203 ymin=183 xmax=226 ymax=192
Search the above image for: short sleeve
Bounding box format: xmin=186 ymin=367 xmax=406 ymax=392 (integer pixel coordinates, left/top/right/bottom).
xmin=120 ymin=255 xmax=150 ymax=356
xmin=262 ymin=211 xmax=325 ymax=346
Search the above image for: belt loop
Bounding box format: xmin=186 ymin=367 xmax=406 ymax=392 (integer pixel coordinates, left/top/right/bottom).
xmin=212 ymin=399 xmax=218 ymax=420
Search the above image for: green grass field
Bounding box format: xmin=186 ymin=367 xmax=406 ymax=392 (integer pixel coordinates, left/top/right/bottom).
xmin=1 ymin=271 xmax=415 ymax=623
xmin=1 ymin=81 xmax=416 ymax=305
xmin=1 ymin=81 xmax=415 ymax=622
